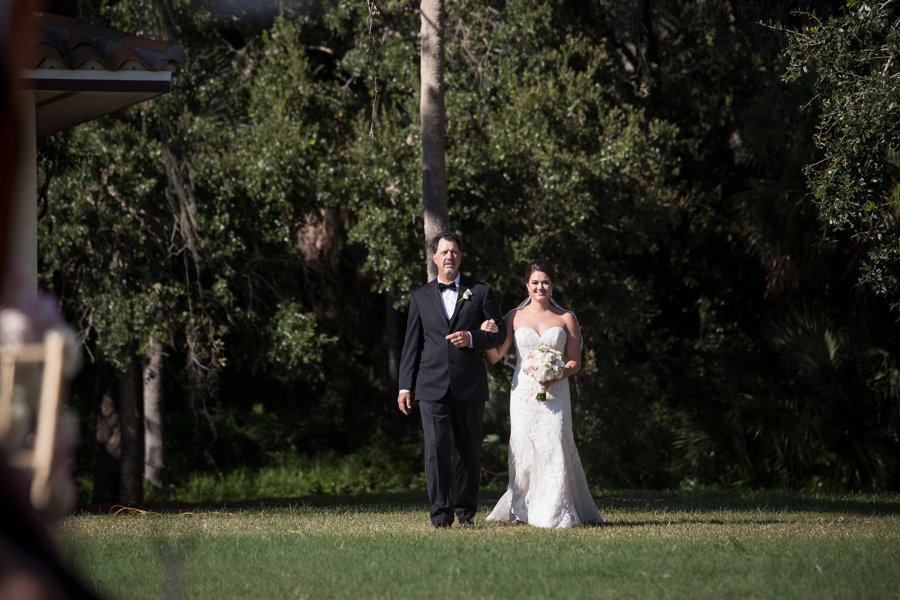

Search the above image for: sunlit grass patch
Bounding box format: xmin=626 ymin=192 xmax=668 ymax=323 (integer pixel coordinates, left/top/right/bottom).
xmin=58 ymin=490 xmax=900 ymax=599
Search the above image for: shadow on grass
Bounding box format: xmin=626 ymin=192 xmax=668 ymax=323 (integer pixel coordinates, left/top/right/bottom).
xmin=597 ymin=489 xmax=900 ymax=516
xmin=601 ymin=518 xmax=785 ymax=528
xmin=77 ymin=488 xmax=900 ymax=517
xmin=78 ymin=490 xmax=430 ymax=515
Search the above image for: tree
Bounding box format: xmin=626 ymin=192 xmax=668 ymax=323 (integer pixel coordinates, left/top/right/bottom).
xmin=785 ymin=1 xmax=900 ymax=309
xmin=39 ymin=1 xmax=337 ymax=499
xmin=420 ymin=0 xmax=450 ymax=278
xmin=37 ymin=0 xmax=900 ymax=495
xmin=143 ymin=335 xmax=165 ymax=488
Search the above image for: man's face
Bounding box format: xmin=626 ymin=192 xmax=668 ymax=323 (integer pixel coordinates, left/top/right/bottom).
xmin=433 ymin=238 xmax=461 ymax=281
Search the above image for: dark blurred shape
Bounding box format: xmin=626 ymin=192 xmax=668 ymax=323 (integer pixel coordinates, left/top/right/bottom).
xmin=0 ymin=0 xmax=26 ymax=282
xmin=0 ymin=455 xmax=98 ymax=599
xmin=0 ymin=1 xmax=99 ymax=598
xmin=208 ymin=0 xmax=324 ymax=22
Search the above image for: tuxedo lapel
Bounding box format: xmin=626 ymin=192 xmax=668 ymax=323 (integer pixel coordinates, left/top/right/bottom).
xmin=428 ymin=279 xmax=450 ymax=326
xmin=448 ymin=277 xmax=472 ymax=329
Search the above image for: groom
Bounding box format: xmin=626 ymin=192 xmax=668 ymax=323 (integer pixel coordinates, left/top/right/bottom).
xmin=397 ymin=232 xmax=506 ymax=528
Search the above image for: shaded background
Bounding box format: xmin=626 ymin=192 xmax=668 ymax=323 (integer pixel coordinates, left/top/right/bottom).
xmin=29 ymin=0 xmax=900 ymax=502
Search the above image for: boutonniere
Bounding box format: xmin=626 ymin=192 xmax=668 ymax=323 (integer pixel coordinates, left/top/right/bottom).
xmin=456 ymin=288 xmax=474 ymax=304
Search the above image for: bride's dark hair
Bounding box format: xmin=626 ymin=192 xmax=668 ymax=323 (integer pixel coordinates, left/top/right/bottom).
xmin=525 ymin=260 xmax=555 ymax=282
xmin=519 ymin=260 xmax=563 ymax=309
xmin=505 ymin=259 xmax=582 ymax=367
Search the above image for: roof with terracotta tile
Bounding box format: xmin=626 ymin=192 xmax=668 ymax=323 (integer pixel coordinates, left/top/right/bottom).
xmin=19 ymin=13 xmax=186 ymax=137
xmin=28 ymin=12 xmax=185 ymax=73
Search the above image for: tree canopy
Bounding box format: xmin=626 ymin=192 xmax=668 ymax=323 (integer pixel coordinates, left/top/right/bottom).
xmin=36 ymin=0 xmax=900 ymax=496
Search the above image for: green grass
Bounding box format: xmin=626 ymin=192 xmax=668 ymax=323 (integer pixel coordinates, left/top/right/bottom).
xmin=79 ymin=449 xmax=431 ymax=506
xmin=57 ymin=489 xmax=900 ymax=599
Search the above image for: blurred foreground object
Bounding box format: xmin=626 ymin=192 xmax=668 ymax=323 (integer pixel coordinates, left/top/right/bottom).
xmin=0 ymin=304 xmax=81 ymax=518
xmin=1 ymin=1 xmax=100 ymax=597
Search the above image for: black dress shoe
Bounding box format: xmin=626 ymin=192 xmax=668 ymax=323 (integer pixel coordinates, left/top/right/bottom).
xmin=433 ymin=522 xmax=452 ymax=529
xmin=458 ymin=518 xmax=476 ymax=528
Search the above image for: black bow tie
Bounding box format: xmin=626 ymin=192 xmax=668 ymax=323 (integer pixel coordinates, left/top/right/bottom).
xmin=438 ymin=282 xmax=457 ymax=292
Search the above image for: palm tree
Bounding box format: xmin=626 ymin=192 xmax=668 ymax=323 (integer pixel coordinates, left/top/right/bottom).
xmin=420 ymin=0 xmax=450 ymax=279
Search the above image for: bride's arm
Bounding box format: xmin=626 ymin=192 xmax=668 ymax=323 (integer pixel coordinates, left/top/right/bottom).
xmin=481 ymin=311 xmax=515 ymax=364
xmin=560 ymin=312 xmax=582 ymax=378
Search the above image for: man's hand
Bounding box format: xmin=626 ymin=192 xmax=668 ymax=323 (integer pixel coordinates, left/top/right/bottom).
xmin=397 ymin=391 xmax=413 ymax=415
xmin=445 ymin=330 xmax=470 ymax=348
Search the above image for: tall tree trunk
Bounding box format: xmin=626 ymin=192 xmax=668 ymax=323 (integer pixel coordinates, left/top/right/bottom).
xmin=119 ymin=356 xmax=143 ymax=504
xmin=91 ymin=368 xmax=120 ymax=504
xmin=420 ymin=0 xmax=450 ymax=281
xmin=385 ymin=291 xmax=402 ymax=389
xmin=143 ymin=335 xmax=166 ymax=489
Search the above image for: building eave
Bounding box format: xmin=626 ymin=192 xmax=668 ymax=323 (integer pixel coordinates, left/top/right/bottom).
xmin=19 ymin=69 xmax=174 ymax=137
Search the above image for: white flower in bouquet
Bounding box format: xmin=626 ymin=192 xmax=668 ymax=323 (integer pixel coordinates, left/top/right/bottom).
xmin=521 ymin=344 xmax=566 ymax=401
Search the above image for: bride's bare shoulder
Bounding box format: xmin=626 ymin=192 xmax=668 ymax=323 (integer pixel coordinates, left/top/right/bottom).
xmin=560 ymin=310 xmax=580 ymax=332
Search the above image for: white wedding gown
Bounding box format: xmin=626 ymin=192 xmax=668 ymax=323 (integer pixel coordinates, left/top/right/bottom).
xmin=487 ymin=326 xmax=604 ymax=528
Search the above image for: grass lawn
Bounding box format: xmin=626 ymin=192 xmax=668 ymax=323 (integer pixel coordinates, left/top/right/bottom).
xmin=56 ymin=489 xmax=900 ymax=599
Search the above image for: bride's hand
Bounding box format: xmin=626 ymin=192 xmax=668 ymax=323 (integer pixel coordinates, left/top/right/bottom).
xmin=540 ymin=370 xmax=565 ymax=390
xmin=480 ymin=319 xmax=499 ymax=333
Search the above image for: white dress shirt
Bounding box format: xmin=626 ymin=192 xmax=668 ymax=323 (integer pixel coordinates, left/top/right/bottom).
xmin=438 ymin=274 xmax=462 ymax=319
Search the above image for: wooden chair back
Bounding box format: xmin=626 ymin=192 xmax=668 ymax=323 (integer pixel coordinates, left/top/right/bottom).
xmin=0 ymin=330 xmax=70 ymax=510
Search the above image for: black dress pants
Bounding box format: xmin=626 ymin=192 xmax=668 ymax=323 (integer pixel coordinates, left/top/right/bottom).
xmin=419 ymin=391 xmax=484 ymax=527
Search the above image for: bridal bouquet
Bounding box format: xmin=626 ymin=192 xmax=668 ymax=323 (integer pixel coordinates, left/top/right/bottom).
xmin=521 ymin=344 xmax=566 ymax=401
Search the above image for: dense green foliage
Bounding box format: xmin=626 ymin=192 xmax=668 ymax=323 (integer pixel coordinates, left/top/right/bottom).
xmin=37 ymin=0 xmax=900 ymax=495
xmin=785 ymin=1 xmax=900 ymax=307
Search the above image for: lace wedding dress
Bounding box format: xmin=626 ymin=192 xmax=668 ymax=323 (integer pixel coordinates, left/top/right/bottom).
xmin=486 ymin=326 xmax=604 ymax=528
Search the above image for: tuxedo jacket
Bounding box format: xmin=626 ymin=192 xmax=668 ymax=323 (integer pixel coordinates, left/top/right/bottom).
xmin=398 ymin=275 xmax=506 ymax=403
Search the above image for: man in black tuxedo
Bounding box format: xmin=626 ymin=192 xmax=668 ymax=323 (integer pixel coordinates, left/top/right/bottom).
xmin=397 ymin=232 xmax=506 ymax=528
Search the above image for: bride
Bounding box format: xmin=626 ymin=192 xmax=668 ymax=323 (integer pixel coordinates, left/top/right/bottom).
xmin=481 ymin=260 xmax=603 ymax=528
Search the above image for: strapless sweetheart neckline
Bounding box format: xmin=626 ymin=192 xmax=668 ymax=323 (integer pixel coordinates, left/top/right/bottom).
xmin=516 ymin=325 xmax=565 ymax=338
